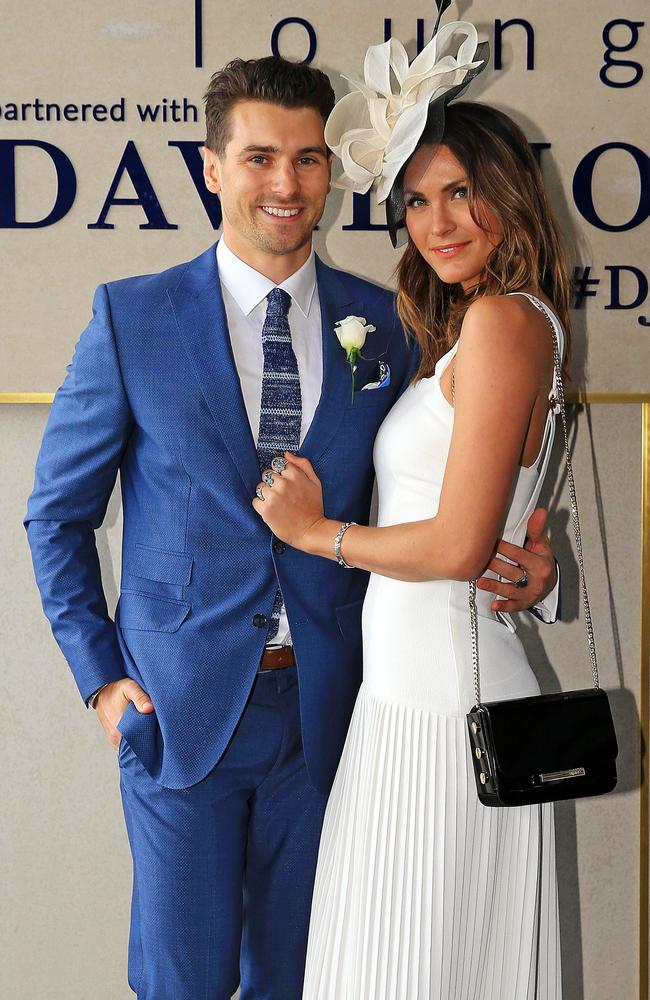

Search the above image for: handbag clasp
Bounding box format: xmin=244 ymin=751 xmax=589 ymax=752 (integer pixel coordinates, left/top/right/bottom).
xmin=539 ymin=767 xmax=586 ymax=783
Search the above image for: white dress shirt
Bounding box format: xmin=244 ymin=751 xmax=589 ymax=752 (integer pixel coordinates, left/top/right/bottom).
xmin=216 ymin=237 xmax=323 ymax=647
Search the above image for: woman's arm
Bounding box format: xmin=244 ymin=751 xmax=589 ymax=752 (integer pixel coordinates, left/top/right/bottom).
xmin=255 ymin=295 xmax=553 ymax=583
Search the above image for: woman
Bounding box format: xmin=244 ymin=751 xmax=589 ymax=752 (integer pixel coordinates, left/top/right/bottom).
xmin=252 ymin=37 xmax=569 ymax=1000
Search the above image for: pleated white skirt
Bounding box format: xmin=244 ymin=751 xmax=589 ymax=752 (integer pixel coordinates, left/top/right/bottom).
xmin=302 ymin=685 xmax=561 ymax=1000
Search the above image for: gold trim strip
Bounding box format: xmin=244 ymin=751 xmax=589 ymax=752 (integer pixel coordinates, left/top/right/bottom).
xmin=568 ymin=393 xmax=650 ymax=405
xmin=1 ymin=392 xmax=649 ymax=404
xmin=641 ymin=402 xmax=650 ymax=1000
xmin=0 ymin=393 xmax=54 ymax=403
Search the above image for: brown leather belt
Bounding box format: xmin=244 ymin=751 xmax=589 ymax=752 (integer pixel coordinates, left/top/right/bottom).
xmin=259 ymin=645 xmax=295 ymax=671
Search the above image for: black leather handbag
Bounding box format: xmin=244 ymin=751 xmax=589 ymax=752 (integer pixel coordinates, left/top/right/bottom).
xmin=464 ymin=298 xmax=619 ymax=807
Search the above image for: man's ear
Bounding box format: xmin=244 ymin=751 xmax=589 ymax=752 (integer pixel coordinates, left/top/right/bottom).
xmin=202 ymin=146 xmax=222 ymax=195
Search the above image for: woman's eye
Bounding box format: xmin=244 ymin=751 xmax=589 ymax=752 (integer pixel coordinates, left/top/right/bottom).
xmin=407 ymin=196 xmax=426 ymax=208
xmin=452 ymin=186 xmax=468 ymax=199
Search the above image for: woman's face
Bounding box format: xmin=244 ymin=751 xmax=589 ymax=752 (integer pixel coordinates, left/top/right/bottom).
xmin=403 ymin=144 xmax=502 ymax=291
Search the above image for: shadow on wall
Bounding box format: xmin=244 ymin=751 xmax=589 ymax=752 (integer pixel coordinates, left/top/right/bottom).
xmin=518 ymin=404 xmax=642 ymax=1000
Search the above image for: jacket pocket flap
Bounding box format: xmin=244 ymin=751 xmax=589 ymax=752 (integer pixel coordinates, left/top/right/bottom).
xmin=118 ymin=591 xmax=191 ymax=632
xmin=335 ymin=598 xmax=364 ymax=640
xmin=126 ymin=545 xmax=194 ymax=585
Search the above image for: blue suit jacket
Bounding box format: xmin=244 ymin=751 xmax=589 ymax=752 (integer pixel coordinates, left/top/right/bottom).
xmin=25 ymin=242 xmax=418 ymax=791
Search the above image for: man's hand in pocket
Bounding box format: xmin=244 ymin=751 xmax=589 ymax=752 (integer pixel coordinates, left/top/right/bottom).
xmin=96 ymin=679 xmax=154 ymax=751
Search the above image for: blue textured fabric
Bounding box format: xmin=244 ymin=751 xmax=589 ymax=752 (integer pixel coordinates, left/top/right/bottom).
xmin=118 ymin=665 xmax=327 ymax=999
xmin=257 ymin=287 xmax=302 ymax=642
xmin=24 ymin=241 xmax=419 ymax=792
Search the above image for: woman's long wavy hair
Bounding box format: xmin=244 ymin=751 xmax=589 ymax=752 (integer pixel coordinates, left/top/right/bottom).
xmin=395 ymin=102 xmax=572 ymax=384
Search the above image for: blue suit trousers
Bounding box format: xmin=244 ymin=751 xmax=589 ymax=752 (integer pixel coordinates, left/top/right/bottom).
xmin=118 ymin=665 xmax=328 ymax=999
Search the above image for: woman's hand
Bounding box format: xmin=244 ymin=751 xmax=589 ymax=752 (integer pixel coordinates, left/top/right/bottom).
xmin=476 ymin=508 xmax=558 ymax=613
xmin=252 ymin=452 xmax=328 ymax=552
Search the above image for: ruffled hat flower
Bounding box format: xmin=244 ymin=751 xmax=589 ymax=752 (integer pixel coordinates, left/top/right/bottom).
xmin=325 ymin=11 xmax=488 ymax=205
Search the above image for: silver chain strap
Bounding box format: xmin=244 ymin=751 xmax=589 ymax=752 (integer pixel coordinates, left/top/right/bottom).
xmin=453 ymin=295 xmax=600 ymax=705
xmin=469 ymin=578 xmax=481 ymax=705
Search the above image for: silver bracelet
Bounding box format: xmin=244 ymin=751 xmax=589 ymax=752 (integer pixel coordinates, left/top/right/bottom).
xmin=333 ymin=521 xmax=357 ymax=569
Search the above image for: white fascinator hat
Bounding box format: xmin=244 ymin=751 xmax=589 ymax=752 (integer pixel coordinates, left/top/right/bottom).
xmin=324 ymin=0 xmax=490 ymax=246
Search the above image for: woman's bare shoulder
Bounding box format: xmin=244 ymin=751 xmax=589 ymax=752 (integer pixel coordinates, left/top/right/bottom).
xmin=461 ymin=292 xmax=552 ymax=357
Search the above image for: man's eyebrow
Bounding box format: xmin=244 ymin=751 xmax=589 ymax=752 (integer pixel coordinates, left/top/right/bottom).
xmin=238 ymin=145 xmax=279 ymax=154
xmin=237 ymin=144 xmax=329 ymax=157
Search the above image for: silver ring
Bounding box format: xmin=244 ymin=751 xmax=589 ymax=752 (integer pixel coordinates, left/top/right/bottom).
xmin=271 ymin=456 xmax=287 ymax=473
xmin=255 ymin=485 xmax=266 ymax=501
xmin=515 ymin=569 xmax=529 ymax=589
xmin=262 ymin=470 xmax=275 ymax=487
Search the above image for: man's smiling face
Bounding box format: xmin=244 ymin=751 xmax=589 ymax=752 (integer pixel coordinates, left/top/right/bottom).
xmin=203 ymin=100 xmax=332 ymax=277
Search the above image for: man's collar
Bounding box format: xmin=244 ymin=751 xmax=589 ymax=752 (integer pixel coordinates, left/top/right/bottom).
xmin=216 ymin=238 xmax=316 ymax=318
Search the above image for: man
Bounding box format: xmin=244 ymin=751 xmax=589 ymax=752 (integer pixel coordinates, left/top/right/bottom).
xmin=25 ymin=56 xmax=559 ymax=999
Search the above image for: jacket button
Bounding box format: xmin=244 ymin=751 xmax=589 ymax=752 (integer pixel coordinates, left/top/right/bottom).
xmin=252 ymin=613 xmax=269 ymax=628
xmin=272 ymin=539 xmax=286 ymax=554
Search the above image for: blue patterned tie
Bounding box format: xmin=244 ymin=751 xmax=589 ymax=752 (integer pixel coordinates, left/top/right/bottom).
xmin=257 ymin=287 xmax=302 ymax=642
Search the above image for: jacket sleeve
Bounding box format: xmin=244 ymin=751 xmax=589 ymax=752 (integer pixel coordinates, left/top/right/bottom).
xmin=24 ymin=284 xmax=133 ymax=703
xmin=531 ymin=560 xmax=562 ymax=624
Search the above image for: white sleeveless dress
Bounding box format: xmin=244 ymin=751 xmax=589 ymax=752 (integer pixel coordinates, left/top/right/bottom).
xmin=302 ymin=293 xmax=563 ymax=1000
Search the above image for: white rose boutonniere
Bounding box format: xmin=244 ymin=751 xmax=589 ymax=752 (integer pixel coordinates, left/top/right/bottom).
xmin=334 ymin=315 xmax=377 ymax=402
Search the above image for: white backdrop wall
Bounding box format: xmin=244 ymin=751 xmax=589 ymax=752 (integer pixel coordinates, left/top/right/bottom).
xmin=1 ymin=2 xmax=648 ymax=997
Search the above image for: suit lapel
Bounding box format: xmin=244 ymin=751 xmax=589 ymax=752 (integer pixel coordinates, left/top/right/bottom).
xmin=168 ymin=247 xmax=373 ymax=494
xmin=167 ymin=242 xmax=261 ymax=496
xmin=298 ymin=256 xmax=356 ymax=462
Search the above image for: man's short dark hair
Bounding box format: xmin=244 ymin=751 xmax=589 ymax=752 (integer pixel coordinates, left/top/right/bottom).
xmin=203 ymin=56 xmax=336 ymax=156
